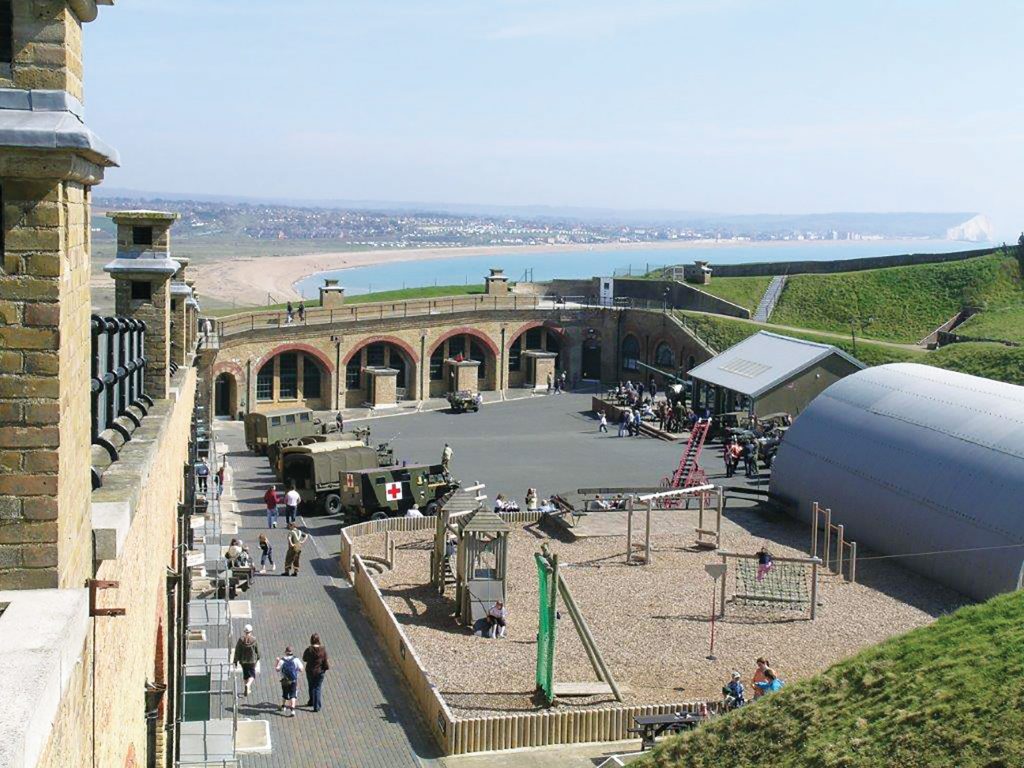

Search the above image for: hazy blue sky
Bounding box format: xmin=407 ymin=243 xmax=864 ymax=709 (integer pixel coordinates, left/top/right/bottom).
xmin=85 ymin=1 xmax=1022 ymax=236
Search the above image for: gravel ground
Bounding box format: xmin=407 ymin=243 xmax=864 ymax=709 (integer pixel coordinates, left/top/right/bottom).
xmin=355 ymin=509 xmax=967 ymax=717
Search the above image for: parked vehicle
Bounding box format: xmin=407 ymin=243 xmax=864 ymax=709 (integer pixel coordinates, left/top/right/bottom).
xmin=244 ymin=407 xmax=336 ymax=454
xmin=279 ymin=441 xmax=394 ymax=515
xmin=447 ymin=390 xmax=481 ymax=413
xmin=338 ymin=463 xmax=457 ymax=520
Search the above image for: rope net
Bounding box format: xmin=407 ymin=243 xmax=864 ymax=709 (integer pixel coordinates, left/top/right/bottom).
xmin=732 ymin=559 xmax=810 ymax=612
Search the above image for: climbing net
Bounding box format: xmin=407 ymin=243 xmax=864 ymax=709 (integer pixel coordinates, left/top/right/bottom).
xmin=731 ymin=559 xmax=811 ymax=614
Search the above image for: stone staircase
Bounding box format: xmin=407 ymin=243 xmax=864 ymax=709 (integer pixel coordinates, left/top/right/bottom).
xmin=753 ymin=275 xmax=787 ymax=323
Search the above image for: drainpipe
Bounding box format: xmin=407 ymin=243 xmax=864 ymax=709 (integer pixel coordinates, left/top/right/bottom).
xmin=333 ymin=336 xmax=342 ymax=410
xmin=420 ymin=333 xmax=427 ymax=401
xmin=500 ymin=326 xmax=507 ymax=394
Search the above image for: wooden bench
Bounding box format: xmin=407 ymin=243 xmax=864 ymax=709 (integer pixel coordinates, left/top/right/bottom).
xmin=628 ymin=712 xmax=703 ymax=751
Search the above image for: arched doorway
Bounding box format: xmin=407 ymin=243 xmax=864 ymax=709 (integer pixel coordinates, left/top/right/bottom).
xmin=508 ymin=326 xmax=563 ymax=388
xmin=344 ymin=340 xmax=416 ymax=407
xmin=581 ymin=338 xmax=601 ymax=380
xmin=428 ymin=331 xmax=498 ymax=397
xmin=214 ymin=373 xmax=237 ymax=418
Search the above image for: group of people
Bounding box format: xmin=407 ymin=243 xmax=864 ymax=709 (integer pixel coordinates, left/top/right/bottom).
xmin=233 ymin=625 xmax=331 ymax=715
xmin=284 ymin=301 xmax=306 ymax=324
xmin=263 ymin=483 xmax=303 ymax=526
xmin=493 ymin=494 xmax=521 ymax=513
xmin=724 ymin=436 xmax=760 ymax=479
xmin=721 ymin=657 xmax=785 ymax=709
xmin=194 ymin=458 xmax=226 ymax=498
xmin=545 ymin=370 xmax=568 ymax=394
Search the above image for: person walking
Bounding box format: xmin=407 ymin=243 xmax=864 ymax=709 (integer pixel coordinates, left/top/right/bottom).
xmin=195 ymin=459 xmax=209 ymax=494
xmin=302 ymin=634 xmax=330 ymax=712
xmin=284 ymin=485 xmax=300 ymax=525
xmin=297 ymin=301 xmax=305 ymax=322
xmin=233 ymin=624 xmax=261 ymax=698
xmin=559 ymin=371 xmax=567 ymax=393
xmin=258 ymin=533 xmax=275 ymax=573
xmin=598 ymin=410 xmax=608 ymax=433
xmin=263 ymin=485 xmax=280 ymax=528
xmin=441 ymin=443 xmax=453 ymax=473
xmin=284 ymin=523 xmax=309 ymax=576
xmin=276 ymin=646 xmax=304 ymax=716
xmin=618 ymin=409 xmax=629 ymax=437
xmin=335 ymin=410 xmax=344 ymax=432
xmin=285 ymin=301 xmax=294 ymax=324
xmin=215 ymin=460 xmax=226 ymax=499
xmin=546 ymin=372 xmax=553 ymax=394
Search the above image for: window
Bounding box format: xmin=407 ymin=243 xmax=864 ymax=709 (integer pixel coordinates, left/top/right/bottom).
xmin=131 ymin=281 xmax=152 ymax=301
xmin=655 ymin=342 xmax=674 ymax=367
xmin=270 ymin=416 xmax=281 ymax=426
xmin=132 ymin=225 xmax=153 ymax=246
xmin=0 ymin=2 xmax=12 ymax=64
xmin=278 ymin=353 xmax=297 ymax=399
xmin=256 ymin=362 xmax=273 ymax=401
xmin=525 ymin=328 xmax=542 ymax=349
xmin=346 ymin=357 xmax=361 ymax=389
xmin=365 ymin=343 xmax=385 ymax=367
xmin=285 ymin=414 xmax=296 ymax=424
xmin=303 ymin=357 xmax=322 ymax=399
xmin=430 ymin=348 xmax=444 ymax=381
xmin=508 ymin=337 xmax=522 ymax=372
xmin=622 ymin=336 xmax=640 ymax=372
xmin=390 ymin=351 xmax=406 ymax=388
xmin=170 ymin=299 xmax=178 ymax=312
xmin=448 ymin=336 xmax=465 ymax=359
xmin=299 ymin=412 xmax=311 ymax=422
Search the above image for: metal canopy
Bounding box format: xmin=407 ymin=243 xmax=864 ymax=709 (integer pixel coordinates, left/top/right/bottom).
xmin=687 ymin=331 xmax=864 ymax=398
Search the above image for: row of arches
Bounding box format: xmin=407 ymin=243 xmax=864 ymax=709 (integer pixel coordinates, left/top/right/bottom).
xmin=621 ymin=334 xmax=696 ymax=375
xmin=213 ymin=323 xmax=565 ymax=416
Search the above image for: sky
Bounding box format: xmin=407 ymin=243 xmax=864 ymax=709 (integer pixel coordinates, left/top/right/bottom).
xmin=84 ymin=1 xmax=1023 ymax=237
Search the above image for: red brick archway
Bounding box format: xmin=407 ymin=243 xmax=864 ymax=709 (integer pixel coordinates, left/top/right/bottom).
xmin=428 ymin=326 xmax=500 ymax=357
xmin=506 ymin=320 xmax=567 ymax=349
xmin=342 ymin=335 xmax=420 ymax=365
xmin=254 ymin=342 xmax=335 ymax=374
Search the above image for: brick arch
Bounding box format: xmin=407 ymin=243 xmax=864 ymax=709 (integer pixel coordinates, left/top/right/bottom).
xmin=506 ymin=320 xmax=567 ymax=349
xmin=212 ymin=360 xmax=244 ymax=382
xmin=342 ymin=334 xmax=420 ymax=366
xmin=651 ymin=337 xmax=677 ymax=366
xmin=254 ymin=342 xmax=335 ymax=375
xmin=428 ymin=326 xmax=500 ymax=357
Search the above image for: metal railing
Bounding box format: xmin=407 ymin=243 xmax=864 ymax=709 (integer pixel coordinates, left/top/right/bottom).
xmin=90 ymin=314 xmax=148 ymax=441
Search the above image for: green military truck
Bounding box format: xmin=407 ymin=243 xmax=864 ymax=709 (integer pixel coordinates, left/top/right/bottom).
xmin=339 ymin=463 xmax=457 ymax=520
xmin=279 ymin=441 xmax=395 ymax=515
xmin=244 ymin=407 xmax=335 ymax=454
xmin=267 ymin=428 xmax=371 ymax=476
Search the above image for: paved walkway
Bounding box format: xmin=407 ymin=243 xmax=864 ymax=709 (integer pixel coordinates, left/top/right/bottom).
xmin=217 ymin=421 xmax=442 ymax=768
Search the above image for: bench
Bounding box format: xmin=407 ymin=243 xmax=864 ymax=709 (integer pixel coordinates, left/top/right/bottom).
xmin=628 ymin=712 xmax=703 ymax=751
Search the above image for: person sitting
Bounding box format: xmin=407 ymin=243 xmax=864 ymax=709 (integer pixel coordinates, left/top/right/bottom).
xmin=235 ymin=545 xmax=253 ymax=569
xmin=225 ymin=538 xmax=243 ymax=567
xmin=722 ymin=671 xmax=745 ymax=709
xmin=485 ymin=600 xmax=508 ymax=638
xmin=493 ymin=494 xmax=507 ymax=513
xmin=754 ymin=667 xmax=784 ymax=695
xmin=538 ymin=497 xmax=557 ymax=514
xmin=405 ymin=504 xmax=423 ymax=518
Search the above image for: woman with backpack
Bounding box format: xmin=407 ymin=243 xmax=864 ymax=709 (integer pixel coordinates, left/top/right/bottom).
xmin=275 ymin=646 xmax=304 ymax=716
xmin=302 ymin=634 xmax=330 ymax=712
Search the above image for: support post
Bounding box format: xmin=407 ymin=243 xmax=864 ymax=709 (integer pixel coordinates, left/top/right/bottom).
xmin=556 ymin=573 xmax=621 ymax=701
xmin=719 ymin=553 xmax=728 ymax=617
xmin=625 ymin=498 xmax=633 ymax=565
xmin=715 ymin=489 xmax=724 ymax=549
xmin=836 ymin=524 xmax=845 ymax=576
xmin=811 ymin=501 xmax=819 ymax=559
xmin=823 ymin=507 xmax=832 ymax=569
xmin=849 ymin=541 xmax=857 ymax=583
xmin=810 ymin=561 xmax=819 ymax=620
xmin=644 ymin=500 xmax=652 ymax=565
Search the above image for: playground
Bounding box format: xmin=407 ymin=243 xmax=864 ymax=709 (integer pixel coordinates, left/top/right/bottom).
xmin=354 ymin=498 xmax=964 ymax=717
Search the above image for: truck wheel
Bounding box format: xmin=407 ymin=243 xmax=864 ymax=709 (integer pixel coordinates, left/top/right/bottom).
xmin=370 ymin=510 xmax=389 ymax=521
xmin=322 ymin=494 xmax=342 ymax=516
xmin=425 ymin=501 xmax=439 ymax=517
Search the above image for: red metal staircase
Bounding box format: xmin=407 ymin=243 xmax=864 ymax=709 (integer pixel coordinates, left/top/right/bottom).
xmin=667 ymin=418 xmax=710 ymax=489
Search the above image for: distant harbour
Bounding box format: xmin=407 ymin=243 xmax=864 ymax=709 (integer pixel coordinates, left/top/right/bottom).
xmin=293 ymin=239 xmax=995 ymax=298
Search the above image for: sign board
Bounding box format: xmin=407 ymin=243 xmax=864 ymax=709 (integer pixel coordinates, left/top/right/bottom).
xmin=704 ymin=563 xmax=727 ymax=580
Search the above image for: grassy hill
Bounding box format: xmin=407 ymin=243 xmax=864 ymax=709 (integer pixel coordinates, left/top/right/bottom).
xmin=769 ymin=251 xmax=1024 ymax=343
xmin=924 ymin=342 xmax=1024 ymax=386
xmin=692 ymin=276 xmax=774 ymax=313
xmin=635 ymin=590 xmax=1024 ymax=768
xmin=952 ymin=305 xmax=1024 ymax=344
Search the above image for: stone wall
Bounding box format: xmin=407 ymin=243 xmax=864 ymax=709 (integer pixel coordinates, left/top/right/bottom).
xmin=1 ymin=1 xmax=87 ymax=101
xmin=610 ymin=278 xmax=751 ymax=319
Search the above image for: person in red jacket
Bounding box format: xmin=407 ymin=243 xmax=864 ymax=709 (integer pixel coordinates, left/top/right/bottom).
xmin=264 ymin=485 xmax=280 ymax=529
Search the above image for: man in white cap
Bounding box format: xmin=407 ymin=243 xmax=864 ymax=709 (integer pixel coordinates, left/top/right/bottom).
xmin=234 ymin=624 xmax=261 ymax=697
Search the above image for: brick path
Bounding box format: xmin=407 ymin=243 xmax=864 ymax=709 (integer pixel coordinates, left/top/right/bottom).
xmin=217 ymin=422 xmax=441 ymax=768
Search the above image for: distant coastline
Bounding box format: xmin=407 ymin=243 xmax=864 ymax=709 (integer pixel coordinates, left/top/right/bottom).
xmin=189 ymin=238 xmax=985 ymax=308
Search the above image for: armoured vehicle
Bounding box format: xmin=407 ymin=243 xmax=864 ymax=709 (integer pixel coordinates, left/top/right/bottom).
xmin=244 ymin=407 xmax=336 ymax=454
xmin=267 ymin=427 xmax=371 ymax=475
xmin=279 ymin=441 xmax=395 ymax=515
xmin=339 ymin=463 xmax=457 ymax=520
xmin=447 ymin=390 xmax=481 ymax=413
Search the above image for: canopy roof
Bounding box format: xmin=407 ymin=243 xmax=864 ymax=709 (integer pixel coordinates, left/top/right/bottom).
xmin=687 ymin=331 xmax=863 ymax=398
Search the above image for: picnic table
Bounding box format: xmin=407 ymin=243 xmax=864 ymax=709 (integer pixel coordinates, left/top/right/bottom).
xmin=629 ymin=712 xmax=703 ymax=750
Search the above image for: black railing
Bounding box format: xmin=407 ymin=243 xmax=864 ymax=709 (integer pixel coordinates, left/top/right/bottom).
xmin=90 ymin=314 xmax=149 ymax=440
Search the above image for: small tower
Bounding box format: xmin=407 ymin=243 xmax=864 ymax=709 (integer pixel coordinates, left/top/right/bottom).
xmin=103 ymin=210 xmax=182 ymax=398
xmin=319 ymin=279 xmax=345 ymax=309
xmin=485 ymin=268 xmax=509 ymax=295
xmin=455 ymin=507 xmax=511 ymax=625
xmin=169 ymin=256 xmax=194 ymax=366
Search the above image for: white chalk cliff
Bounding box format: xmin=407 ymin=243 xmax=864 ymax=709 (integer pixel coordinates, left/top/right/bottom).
xmin=946 ymin=214 xmax=993 ymax=242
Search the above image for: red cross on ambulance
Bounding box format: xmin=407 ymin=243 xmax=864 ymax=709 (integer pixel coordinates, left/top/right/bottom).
xmin=385 ymin=481 xmax=403 ymax=501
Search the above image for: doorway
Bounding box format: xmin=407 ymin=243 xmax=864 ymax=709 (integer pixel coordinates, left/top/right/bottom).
xmin=214 ymin=373 xmax=235 ymax=418
xmin=581 ymin=339 xmax=602 ymax=380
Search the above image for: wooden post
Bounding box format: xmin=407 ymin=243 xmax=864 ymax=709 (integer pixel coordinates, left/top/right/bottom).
xmin=698 ymin=492 xmax=705 ymax=542
xmin=715 ymin=489 xmax=724 ymax=549
xmin=810 ymin=560 xmax=819 ymax=620
xmin=644 ymin=500 xmax=652 ymax=565
xmin=625 ymin=498 xmax=633 ymax=565
xmin=556 ymin=572 xmax=622 ymax=701
xmin=719 ymin=553 xmax=728 ymax=617
xmin=811 ymin=501 xmax=819 ymax=559
xmin=823 ymin=507 xmax=832 ymax=569
xmin=849 ymin=541 xmax=857 ymax=583
xmin=836 ymin=524 xmax=845 ymax=576
xmin=385 ymin=531 xmax=392 ymax=569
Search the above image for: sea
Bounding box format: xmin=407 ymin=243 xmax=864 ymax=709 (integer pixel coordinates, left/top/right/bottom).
xmin=292 ymin=239 xmax=997 ymax=298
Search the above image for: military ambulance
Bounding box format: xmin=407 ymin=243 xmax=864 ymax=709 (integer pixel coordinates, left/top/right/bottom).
xmin=279 ymin=441 xmax=395 ymax=515
xmin=338 ymin=463 xmax=457 ymax=520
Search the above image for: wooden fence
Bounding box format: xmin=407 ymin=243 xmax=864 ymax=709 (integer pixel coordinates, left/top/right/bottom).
xmin=343 ymin=513 xmax=716 ymax=755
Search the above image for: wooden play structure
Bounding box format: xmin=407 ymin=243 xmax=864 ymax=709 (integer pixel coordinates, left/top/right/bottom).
xmin=535 ymin=544 xmax=623 ymax=705
xmin=717 ymin=550 xmax=822 ymax=620
xmin=430 ymin=482 xmax=486 ymax=594
xmin=811 ymin=501 xmax=858 ymax=582
xmin=624 ymin=485 xmax=722 ymax=565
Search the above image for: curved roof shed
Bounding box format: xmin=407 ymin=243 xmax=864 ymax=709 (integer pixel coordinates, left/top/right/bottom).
xmin=770 ymin=363 xmax=1024 ymax=601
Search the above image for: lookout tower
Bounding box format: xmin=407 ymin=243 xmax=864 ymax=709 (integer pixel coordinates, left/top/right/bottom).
xmin=104 ymin=210 xmax=182 ymax=398
xmin=319 ymin=278 xmax=345 ymax=309
xmin=485 ymin=268 xmax=510 ymax=295
xmin=455 ymin=507 xmax=511 ymax=625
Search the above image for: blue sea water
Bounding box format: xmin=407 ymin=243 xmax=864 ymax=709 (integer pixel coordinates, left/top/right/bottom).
xmin=292 ymin=239 xmax=996 ymax=298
